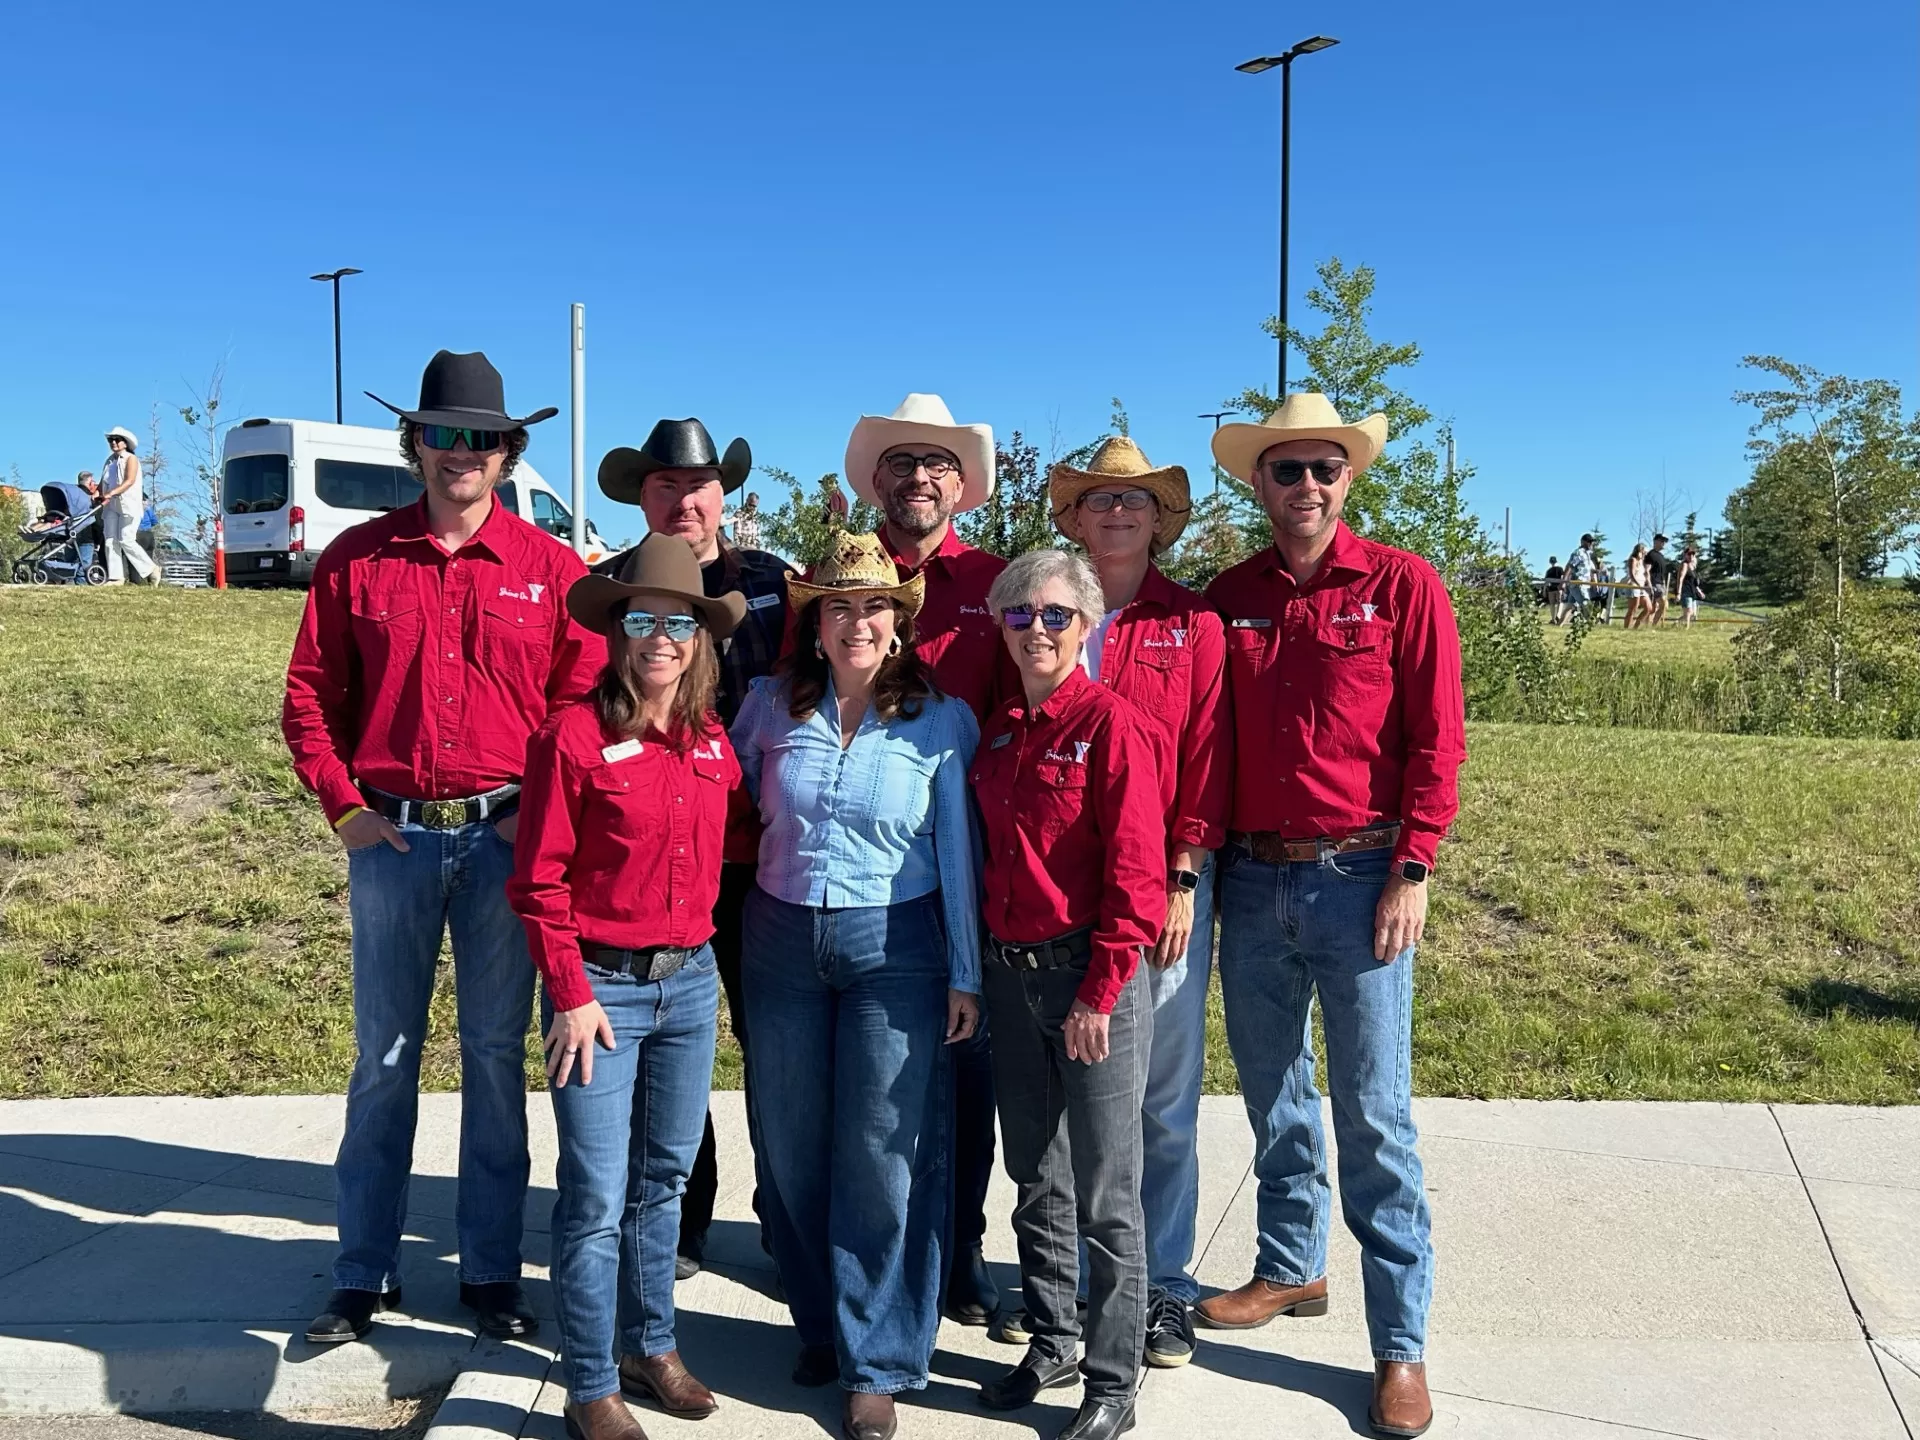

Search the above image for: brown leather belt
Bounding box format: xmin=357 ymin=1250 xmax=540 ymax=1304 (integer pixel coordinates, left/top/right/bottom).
xmin=1232 ymin=823 xmax=1401 ymax=866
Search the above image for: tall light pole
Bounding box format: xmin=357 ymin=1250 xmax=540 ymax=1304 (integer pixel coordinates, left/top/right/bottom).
xmin=1198 ymin=411 xmax=1232 ymax=495
xmin=309 ymin=267 xmax=363 ymax=424
xmin=1236 ymin=36 xmax=1339 ymax=402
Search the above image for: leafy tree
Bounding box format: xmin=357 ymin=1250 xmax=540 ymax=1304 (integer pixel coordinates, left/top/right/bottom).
xmin=960 ymin=431 xmax=1054 ymax=559
xmin=175 ymin=359 xmax=230 ymax=532
xmin=757 ymin=466 xmax=882 ymax=568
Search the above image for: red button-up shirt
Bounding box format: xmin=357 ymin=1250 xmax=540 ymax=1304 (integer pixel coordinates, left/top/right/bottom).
xmin=508 ymin=703 xmax=740 ymax=1010
xmin=282 ymin=496 xmax=602 ymax=824
xmin=884 ymin=527 xmax=1017 ymax=725
xmin=1090 ymin=565 xmax=1230 ymax=860
xmin=970 ymin=668 xmax=1167 ymax=1013
xmin=1204 ymin=522 xmax=1466 ymax=870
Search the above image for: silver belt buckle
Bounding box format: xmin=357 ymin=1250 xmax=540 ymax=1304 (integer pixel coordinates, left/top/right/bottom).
xmin=422 ymin=799 xmax=467 ymax=830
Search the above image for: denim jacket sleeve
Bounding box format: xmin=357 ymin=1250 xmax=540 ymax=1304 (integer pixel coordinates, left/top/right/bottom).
xmin=729 ymin=677 xmax=772 ymax=808
xmin=931 ymin=698 xmax=983 ymax=994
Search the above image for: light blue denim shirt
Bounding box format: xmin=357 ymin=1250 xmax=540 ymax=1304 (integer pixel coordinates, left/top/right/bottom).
xmin=731 ymin=673 xmax=982 ymax=993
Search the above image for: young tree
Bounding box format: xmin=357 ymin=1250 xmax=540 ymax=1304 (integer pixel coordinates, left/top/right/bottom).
xmin=175 ymin=360 xmax=229 ymax=534
xmin=756 ymin=467 xmax=883 ymax=568
xmin=959 ymin=431 xmax=1054 ymax=559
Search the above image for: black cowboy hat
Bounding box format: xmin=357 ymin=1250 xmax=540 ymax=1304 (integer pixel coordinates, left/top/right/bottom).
xmin=366 ymin=350 xmax=558 ymax=430
xmin=599 ymin=418 xmax=752 ymax=504
xmin=566 ymin=533 xmax=746 ymax=640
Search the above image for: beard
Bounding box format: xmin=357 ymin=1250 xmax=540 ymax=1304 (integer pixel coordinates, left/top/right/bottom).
xmin=882 ymin=486 xmax=953 ymax=539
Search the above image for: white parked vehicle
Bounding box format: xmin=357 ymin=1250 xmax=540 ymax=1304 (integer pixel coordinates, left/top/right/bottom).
xmin=220 ymin=418 xmax=612 ymax=585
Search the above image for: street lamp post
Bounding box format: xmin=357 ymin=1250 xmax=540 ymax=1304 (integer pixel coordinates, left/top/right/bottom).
xmin=1236 ymin=36 xmax=1339 ymax=402
xmin=309 ymin=268 xmax=364 ymax=424
xmin=1198 ymin=411 xmax=1232 ymax=495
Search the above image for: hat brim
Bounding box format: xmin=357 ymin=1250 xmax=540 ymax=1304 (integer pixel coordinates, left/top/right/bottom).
xmin=786 ymin=569 xmax=926 ymax=620
xmin=565 ymin=573 xmax=746 ymax=641
xmin=1211 ymin=414 xmax=1387 ymax=485
xmin=844 ymin=417 xmax=995 ymax=512
xmin=1048 ymin=462 xmax=1193 ymax=549
xmin=598 ymin=436 xmax=752 ymax=505
xmin=366 ymin=393 xmax=559 ymax=430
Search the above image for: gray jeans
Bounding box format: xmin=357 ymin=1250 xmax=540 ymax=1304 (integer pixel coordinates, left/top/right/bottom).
xmin=984 ymin=952 xmax=1151 ymax=1402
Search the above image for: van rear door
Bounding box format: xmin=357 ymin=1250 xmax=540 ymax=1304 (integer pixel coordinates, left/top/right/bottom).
xmin=223 ymin=449 xmax=292 ymax=574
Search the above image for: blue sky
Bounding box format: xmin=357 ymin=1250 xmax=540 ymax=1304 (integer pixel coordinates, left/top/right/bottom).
xmin=3 ymin=0 xmax=1914 ymax=562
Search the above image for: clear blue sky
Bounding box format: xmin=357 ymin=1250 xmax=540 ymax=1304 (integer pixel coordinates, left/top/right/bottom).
xmin=3 ymin=0 xmax=1914 ymax=562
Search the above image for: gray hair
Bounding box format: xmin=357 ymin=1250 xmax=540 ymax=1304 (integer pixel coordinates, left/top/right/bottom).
xmin=987 ymin=548 xmax=1105 ymax=629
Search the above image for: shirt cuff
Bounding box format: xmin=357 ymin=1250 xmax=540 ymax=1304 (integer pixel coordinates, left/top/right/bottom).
xmin=539 ymin=948 xmax=596 ymax=1012
xmin=319 ymin=776 xmax=368 ymax=827
xmin=1075 ymin=943 xmax=1139 ymax=1014
xmin=1393 ymin=825 xmax=1442 ymax=871
xmin=1171 ymin=818 xmax=1225 ymax=855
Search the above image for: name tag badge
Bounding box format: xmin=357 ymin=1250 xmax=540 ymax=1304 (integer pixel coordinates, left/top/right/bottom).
xmin=1231 ymin=617 xmax=1273 ymax=630
xmin=746 ymin=592 xmax=781 ymax=611
xmin=990 ymin=733 xmax=1012 ymax=750
xmin=601 ymin=739 xmax=644 ymax=763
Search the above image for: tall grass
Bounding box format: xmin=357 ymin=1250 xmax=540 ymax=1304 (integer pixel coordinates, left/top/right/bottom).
xmin=1560 ymin=655 xmax=1750 ymax=733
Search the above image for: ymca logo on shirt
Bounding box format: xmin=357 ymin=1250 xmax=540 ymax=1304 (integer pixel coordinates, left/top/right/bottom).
xmin=1330 ymin=603 xmax=1381 ymax=626
xmin=1142 ymin=629 xmax=1186 ymax=648
xmin=1044 ymin=741 xmax=1092 ymax=765
xmin=497 ymin=583 xmax=547 ymax=604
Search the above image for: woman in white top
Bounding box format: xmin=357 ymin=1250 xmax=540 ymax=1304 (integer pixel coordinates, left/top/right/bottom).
xmin=1623 ymin=543 xmax=1650 ymax=631
xmin=99 ymin=427 xmax=157 ymax=584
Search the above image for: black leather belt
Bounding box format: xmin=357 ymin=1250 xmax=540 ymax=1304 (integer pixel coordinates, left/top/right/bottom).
xmin=364 ymin=783 xmax=520 ymax=830
xmin=583 ymin=943 xmax=692 ymax=983
xmin=985 ymin=928 xmax=1092 ymax=972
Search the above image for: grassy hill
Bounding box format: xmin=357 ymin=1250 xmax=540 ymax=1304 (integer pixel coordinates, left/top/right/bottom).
xmin=2 ymin=587 xmax=1916 ymax=1103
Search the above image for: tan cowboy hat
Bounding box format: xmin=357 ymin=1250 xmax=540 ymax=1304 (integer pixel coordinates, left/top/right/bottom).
xmin=1049 ymin=436 xmax=1192 ymax=549
xmin=104 ymin=426 xmax=139 ymax=452
xmin=566 ymin=533 xmax=746 ymax=639
xmin=1211 ymin=392 xmax=1388 ymax=484
xmin=843 ymin=394 xmax=995 ymax=512
xmin=786 ymin=531 xmax=925 ymax=618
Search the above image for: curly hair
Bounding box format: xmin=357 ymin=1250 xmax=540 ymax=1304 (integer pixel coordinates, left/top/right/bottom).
xmin=397 ymin=420 xmax=530 ymax=486
xmin=780 ymin=598 xmax=941 ymax=723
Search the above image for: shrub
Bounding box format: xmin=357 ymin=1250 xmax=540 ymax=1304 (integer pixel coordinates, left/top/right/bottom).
xmin=1734 ymin=589 xmax=1920 ymax=738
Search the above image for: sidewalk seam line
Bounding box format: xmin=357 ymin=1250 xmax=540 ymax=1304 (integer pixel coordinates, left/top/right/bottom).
xmin=1191 ymin=1156 xmax=1253 ymax=1277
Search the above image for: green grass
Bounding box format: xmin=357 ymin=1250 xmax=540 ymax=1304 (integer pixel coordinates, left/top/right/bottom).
xmin=1546 ymin=611 xmax=1759 ymax=733
xmin=2 ymin=588 xmax=1916 ymax=1103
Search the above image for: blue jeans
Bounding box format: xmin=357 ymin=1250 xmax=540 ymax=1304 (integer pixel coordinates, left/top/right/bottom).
xmin=1216 ymin=843 xmax=1431 ymax=1363
xmin=334 ymin=822 xmax=534 ymax=1292
xmin=545 ymin=947 xmax=718 ymax=1405
xmin=742 ymin=888 xmax=951 ymax=1395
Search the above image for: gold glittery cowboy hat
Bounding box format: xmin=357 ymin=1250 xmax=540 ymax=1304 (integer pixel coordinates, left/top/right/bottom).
xmin=1049 ymin=435 xmax=1192 ymax=549
xmin=1210 ymin=392 xmax=1389 ymax=484
xmin=785 ymin=531 xmax=925 ymax=618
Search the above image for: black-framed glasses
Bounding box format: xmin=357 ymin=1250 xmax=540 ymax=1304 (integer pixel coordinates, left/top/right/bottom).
xmin=1001 ymin=604 xmax=1077 ymax=633
xmin=419 ymin=424 xmax=505 ymax=453
xmin=1079 ymin=488 xmax=1156 ymax=513
xmin=1264 ymin=457 xmax=1349 ymax=487
xmin=883 ymin=453 xmax=960 ymax=481
xmin=620 ymin=612 xmax=699 ymax=642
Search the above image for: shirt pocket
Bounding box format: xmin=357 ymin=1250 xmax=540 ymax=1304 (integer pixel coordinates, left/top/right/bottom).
xmin=1126 ymin=649 xmax=1190 ymax=722
xmin=482 ymin=597 xmax=552 ymax=694
xmin=1309 ymin=622 xmax=1391 ymax=708
xmin=348 ymin=575 xmax=423 ymax=675
xmin=1030 ymin=762 xmax=1090 ymax=841
xmin=1225 ymin=623 xmax=1272 ymax=676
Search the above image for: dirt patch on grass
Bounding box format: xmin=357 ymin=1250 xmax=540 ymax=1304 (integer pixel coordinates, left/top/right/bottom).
xmin=165 ymin=772 xmax=230 ymax=822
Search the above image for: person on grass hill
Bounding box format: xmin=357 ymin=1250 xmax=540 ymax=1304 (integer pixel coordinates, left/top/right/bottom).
xmin=1646 ymin=533 xmax=1673 ymax=627
xmin=1039 ymin=436 xmax=1226 ymax=1372
xmin=1562 ymin=535 xmax=1596 ymax=625
xmin=593 ymin=418 xmax=793 ymax=1281
xmin=98 ymin=426 xmax=157 ymax=584
xmin=282 ymin=350 xmax=600 ymax=1348
xmin=508 ymin=536 xmax=746 ymax=1440
xmin=843 ymin=392 xmax=1012 ymax=1331
xmin=1198 ymin=393 xmax=1467 ymax=1440
xmin=1677 ymin=546 xmax=1706 ymax=627
xmin=1623 ymin=542 xmax=1651 ymax=629
xmin=1541 ymin=556 xmax=1565 ymax=621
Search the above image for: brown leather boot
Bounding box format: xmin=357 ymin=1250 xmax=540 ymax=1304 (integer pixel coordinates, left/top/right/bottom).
xmin=1370 ymin=1361 xmax=1433 ymax=1437
xmin=563 ymin=1393 xmax=648 ymax=1440
xmin=1191 ymin=1275 xmax=1328 ymax=1330
xmin=843 ymin=1390 xmax=898 ymax=1440
xmin=619 ymin=1349 xmax=718 ymax=1418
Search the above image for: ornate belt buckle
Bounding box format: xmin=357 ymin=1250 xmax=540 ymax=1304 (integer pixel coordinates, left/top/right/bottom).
xmin=422 ymin=800 xmax=466 ymax=830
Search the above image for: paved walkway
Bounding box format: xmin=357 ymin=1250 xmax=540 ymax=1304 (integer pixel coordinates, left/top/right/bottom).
xmin=0 ymin=1094 xmax=1915 ymax=1439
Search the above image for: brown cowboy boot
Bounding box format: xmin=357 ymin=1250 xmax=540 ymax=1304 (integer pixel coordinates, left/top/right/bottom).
xmin=1192 ymin=1275 xmax=1329 ymax=1329
xmin=843 ymin=1391 xmax=898 ymax=1440
xmin=1370 ymin=1360 xmax=1433 ymax=1437
xmin=619 ymin=1349 xmax=718 ymax=1419
xmin=563 ymin=1393 xmax=648 ymax=1440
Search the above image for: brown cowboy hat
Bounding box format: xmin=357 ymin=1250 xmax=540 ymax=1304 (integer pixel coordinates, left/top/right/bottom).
xmin=786 ymin=531 xmax=925 ymax=618
xmin=1049 ymin=436 xmax=1192 ymax=549
xmin=566 ymin=533 xmax=746 ymax=639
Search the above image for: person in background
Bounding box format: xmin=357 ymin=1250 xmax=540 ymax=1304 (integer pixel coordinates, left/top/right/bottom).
xmin=509 ymin=536 xmax=745 ymax=1440
xmin=734 ymin=531 xmax=982 ymax=1440
xmin=970 ymin=548 xmax=1164 ymax=1440
xmin=1542 ymin=556 xmax=1565 ymax=622
xmin=97 ymin=427 xmax=157 ymax=584
xmin=843 ymin=393 xmax=1010 ymax=1329
xmin=1199 ymin=394 xmax=1467 ymax=1439
xmin=283 ymin=350 xmax=600 ymax=1347
xmin=1592 ymin=557 xmax=1616 ymax=624
xmin=1623 ymin=543 xmax=1651 ymax=630
xmin=74 ymin=471 xmax=102 ymax=582
xmin=730 ymin=492 xmax=763 ymax=551
xmin=1041 ymin=437 xmax=1226 ymax=1371
xmin=1646 ymin=534 xmax=1673 ymax=627
xmin=1561 ymin=536 xmax=1594 ymax=624
xmin=595 ymin=418 xmax=792 ymax=1279
xmin=1676 ymin=546 xmax=1706 ymax=628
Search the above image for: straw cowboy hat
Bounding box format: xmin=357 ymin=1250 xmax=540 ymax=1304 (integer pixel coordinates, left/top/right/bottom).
xmin=1049 ymin=436 xmax=1192 ymax=549
xmin=599 ymin=418 xmax=753 ymax=505
xmin=104 ymin=426 xmax=139 ymax=452
xmin=786 ymin=531 xmax=925 ymax=618
xmin=843 ymin=394 xmax=995 ymax=511
xmin=367 ymin=350 xmax=558 ymax=430
xmin=1211 ymin=392 xmax=1389 ymax=484
xmin=566 ymin=533 xmax=746 ymax=639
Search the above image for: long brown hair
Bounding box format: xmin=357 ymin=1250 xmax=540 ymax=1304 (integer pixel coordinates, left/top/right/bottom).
xmin=593 ymin=625 xmax=722 ymax=751
xmin=781 ymin=597 xmax=940 ymax=723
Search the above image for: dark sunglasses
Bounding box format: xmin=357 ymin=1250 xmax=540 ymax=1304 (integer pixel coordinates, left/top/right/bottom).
xmin=1264 ymin=458 xmax=1349 ymax=487
xmin=418 ymin=424 xmax=505 ymax=453
xmin=619 ymin=612 xmax=699 ymax=642
xmin=1079 ymin=487 xmax=1155 ymax=513
xmin=883 ymin=452 xmax=960 ymax=481
xmin=1001 ymin=604 xmax=1077 ymax=633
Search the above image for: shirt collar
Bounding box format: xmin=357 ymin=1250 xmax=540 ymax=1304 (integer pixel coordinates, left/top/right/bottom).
xmin=386 ymin=494 xmax=507 ymax=561
xmin=1129 ymin=564 xmax=1181 ymax=613
xmin=1262 ymin=520 xmax=1370 ymax=590
xmin=1029 ymin=665 xmax=1092 ymax=721
xmin=884 ymin=523 xmax=971 ymax=577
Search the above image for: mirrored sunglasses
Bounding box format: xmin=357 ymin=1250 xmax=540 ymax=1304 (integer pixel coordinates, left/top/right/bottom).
xmin=619 ymin=612 xmax=699 ymax=642
xmin=1001 ymin=604 xmax=1077 ymax=632
xmin=419 ymin=424 xmax=505 ymax=453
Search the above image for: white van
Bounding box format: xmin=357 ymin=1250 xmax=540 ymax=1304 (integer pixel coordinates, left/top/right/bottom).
xmin=220 ymin=418 xmax=613 ymax=585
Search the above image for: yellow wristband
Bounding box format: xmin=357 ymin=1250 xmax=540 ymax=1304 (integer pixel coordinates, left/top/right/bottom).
xmin=332 ymin=805 xmax=366 ymax=830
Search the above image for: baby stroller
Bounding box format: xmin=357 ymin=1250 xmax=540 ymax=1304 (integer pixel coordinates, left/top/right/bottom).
xmin=13 ymin=482 xmax=109 ymax=585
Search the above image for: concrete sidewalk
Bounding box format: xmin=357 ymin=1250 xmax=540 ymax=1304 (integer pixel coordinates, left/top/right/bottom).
xmin=0 ymin=1095 xmax=1915 ymax=1439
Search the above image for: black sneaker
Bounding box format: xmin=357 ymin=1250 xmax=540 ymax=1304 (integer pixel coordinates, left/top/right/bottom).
xmin=1143 ymin=1288 xmax=1195 ymax=1368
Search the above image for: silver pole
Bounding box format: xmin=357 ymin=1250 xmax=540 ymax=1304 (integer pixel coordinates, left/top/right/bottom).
xmin=570 ymin=303 xmax=586 ymax=555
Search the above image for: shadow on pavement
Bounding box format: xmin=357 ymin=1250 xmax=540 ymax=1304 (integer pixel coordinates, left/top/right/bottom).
xmin=1186 ymin=1339 xmax=1377 ymax=1436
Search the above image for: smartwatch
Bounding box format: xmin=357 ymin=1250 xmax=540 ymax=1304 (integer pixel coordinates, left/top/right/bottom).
xmin=1396 ymin=860 xmax=1431 ymax=884
xmin=1170 ymin=869 xmax=1201 ymax=893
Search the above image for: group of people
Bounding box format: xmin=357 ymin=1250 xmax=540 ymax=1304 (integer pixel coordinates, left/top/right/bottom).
xmin=28 ymin=427 xmax=158 ymax=583
xmin=1545 ymin=532 xmax=1705 ymax=628
xmin=282 ymin=350 xmax=1467 ymax=1440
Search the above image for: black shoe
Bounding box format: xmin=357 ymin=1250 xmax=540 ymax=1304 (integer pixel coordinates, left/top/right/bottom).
xmin=305 ymin=1287 xmax=401 ymax=1344
xmin=793 ymin=1343 xmax=838 ymax=1388
xmin=675 ymin=1253 xmax=702 ymax=1281
xmin=945 ymin=1244 xmax=1000 ymax=1326
xmin=1143 ymin=1288 xmax=1196 ymax=1368
xmin=459 ymin=1281 xmax=538 ymax=1339
xmin=979 ymin=1349 xmax=1080 ymax=1411
xmin=1057 ymin=1397 xmax=1137 ymax=1440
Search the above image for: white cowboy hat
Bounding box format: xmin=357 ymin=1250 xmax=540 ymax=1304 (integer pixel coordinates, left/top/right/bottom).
xmin=844 ymin=394 xmax=995 ymax=512
xmin=104 ymin=426 xmax=139 ymax=452
xmin=1211 ymin=392 xmax=1387 ymax=484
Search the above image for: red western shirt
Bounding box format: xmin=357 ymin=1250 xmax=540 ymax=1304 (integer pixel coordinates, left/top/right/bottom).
xmin=1090 ymin=565 xmax=1230 ymax=860
xmin=1204 ymin=522 xmax=1466 ymax=871
xmin=970 ymin=668 xmax=1167 ymax=1013
xmin=508 ymin=703 xmax=739 ymax=1010
xmin=282 ymin=496 xmax=602 ymax=824
xmin=884 ymin=527 xmax=1016 ymax=725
